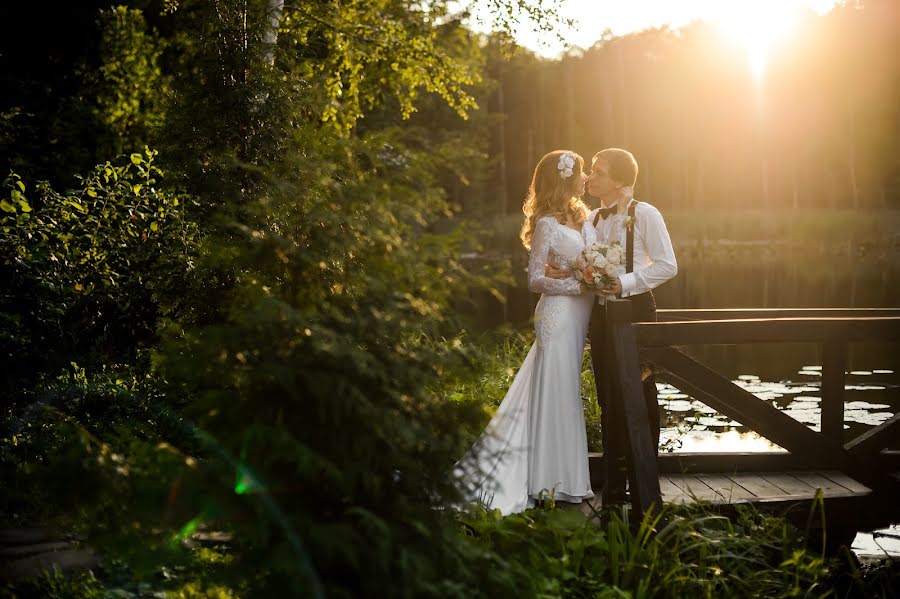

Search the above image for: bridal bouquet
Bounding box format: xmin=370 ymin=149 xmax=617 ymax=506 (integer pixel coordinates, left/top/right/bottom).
xmin=571 ymin=241 xmax=624 ymax=289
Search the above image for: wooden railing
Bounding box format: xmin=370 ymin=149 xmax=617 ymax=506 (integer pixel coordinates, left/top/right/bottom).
xmin=605 ymin=301 xmax=900 ymax=520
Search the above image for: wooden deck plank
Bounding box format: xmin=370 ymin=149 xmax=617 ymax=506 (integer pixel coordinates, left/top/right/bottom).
xmin=727 ymin=474 xmax=788 ymax=499
xmin=758 ymin=473 xmax=817 ymax=496
xmin=792 ymin=472 xmax=854 ymax=496
xmin=659 ymin=471 xmax=873 ymax=506
xmin=658 ymin=477 xmax=689 ymax=504
xmin=818 ymin=471 xmax=871 ymax=494
xmin=696 ymin=474 xmax=757 ymax=501
xmin=667 ymin=474 xmax=722 ymax=502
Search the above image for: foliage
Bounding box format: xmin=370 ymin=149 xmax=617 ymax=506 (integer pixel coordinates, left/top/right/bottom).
xmin=0 ymin=570 xmax=105 ymax=599
xmin=0 ymin=4 xmax=170 ymax=186
xmin=0 ymin=361 xmax=196 ymax=527
xmin=0 ymin=150 xmax=199 ymax=394
xmin=458 ymin=503 xmax=834 ymax=598
xmin=94 ymin=6 xmax=170 ymax=158
xmin=146 ymin=120 xmax=513 ymax=595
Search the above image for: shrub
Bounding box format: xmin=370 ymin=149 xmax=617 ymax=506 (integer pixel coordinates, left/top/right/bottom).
xmin=0 ymin=150 xmax=199 ymax=393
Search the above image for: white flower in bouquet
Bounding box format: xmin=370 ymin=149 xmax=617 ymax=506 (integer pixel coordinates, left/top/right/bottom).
xmin=605 ymin=245 xmax=622 ymax=265
xmin=572 ymin=240 xmax=625 ymax=290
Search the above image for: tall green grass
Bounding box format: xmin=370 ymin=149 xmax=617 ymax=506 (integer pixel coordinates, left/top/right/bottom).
xmin=458 ymin=502 xmax=841 ymax=598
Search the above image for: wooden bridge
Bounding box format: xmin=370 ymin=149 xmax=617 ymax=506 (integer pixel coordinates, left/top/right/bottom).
xmin=589 ymin=301 xmax=900 ymax=545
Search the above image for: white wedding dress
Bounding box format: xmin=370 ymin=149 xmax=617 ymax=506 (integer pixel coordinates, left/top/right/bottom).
xmin=455 ymin=216 xmax=595 ymax=515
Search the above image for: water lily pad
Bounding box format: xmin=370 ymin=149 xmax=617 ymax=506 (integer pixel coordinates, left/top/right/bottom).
xmin=787 ymin=385 xmax=820 ymax=392
xmin=690 ymin=401 xmax=718 ymax=414
xmin=696 ymin=416 xmax=731 ymax=427
xmin=781 ymin=406 xmax=820 ymax=425
xmin=790 ymin=396 xmax=821 ymax=403
xmin=845 ymin=401 xmax=891 ymax=410
xmin=659 ymin=393 xmax=690 ymax=400
xmin=661 ymin=399 xmax=693 ymax=412
xmin=752 ymin=391 xmax=785 ymax=401
xmin=845 ymin=410 xmax=894 ymax=426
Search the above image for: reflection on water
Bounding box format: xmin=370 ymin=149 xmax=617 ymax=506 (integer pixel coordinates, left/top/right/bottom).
xmin=661 ymin=428 xmax=782 ymax=453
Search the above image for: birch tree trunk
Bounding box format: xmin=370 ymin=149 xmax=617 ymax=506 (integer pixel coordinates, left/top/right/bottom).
xmin=263 ymin=0 xmax=284 ymax=66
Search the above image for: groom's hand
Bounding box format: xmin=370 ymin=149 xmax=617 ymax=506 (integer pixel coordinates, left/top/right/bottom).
xmin=544 ymin=264 xmax=570 ymax=279
xmin=601 ymin=277 xmax=623 ymax=296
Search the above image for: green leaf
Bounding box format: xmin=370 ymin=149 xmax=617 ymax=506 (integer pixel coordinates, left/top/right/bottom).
xmin=0 ymin=199 xmax=15 ymax=213
xmin=130 ymin=153 xmax=143 ymax=165
xmin=133 ymin=184 xmax=143 ymax=194
xmin=150 ymin=221 xmax=159 ymax=232
xmin=17 ymin=199 xmax=32 ymax=213
xmin=86 ymin=189 xmax=98 ymax=198
xmin=68 ymin=200 xmax=85 ymax=211
xmin=15 ymin=180 xmax=25 ymax=192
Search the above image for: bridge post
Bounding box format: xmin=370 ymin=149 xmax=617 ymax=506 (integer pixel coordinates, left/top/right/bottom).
xmin=821 ymin=341 xmax=847 ymax=445
xmin=606 ymin=298 xmax=662 ymax=520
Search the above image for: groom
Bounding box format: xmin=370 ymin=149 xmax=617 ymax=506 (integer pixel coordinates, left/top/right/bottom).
xmin=549 ymin=148 xmax=677 ymax=505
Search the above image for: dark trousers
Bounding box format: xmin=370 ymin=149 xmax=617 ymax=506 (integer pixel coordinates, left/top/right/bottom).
xmin=588 ymin=292 xmax=660 ymax=503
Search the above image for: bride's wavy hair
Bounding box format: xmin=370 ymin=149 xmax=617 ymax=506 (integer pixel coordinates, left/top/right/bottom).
xmin=520 ymin=150 xmax=589 ymax=250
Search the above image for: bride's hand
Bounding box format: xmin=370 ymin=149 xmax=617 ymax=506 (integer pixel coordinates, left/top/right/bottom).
xmin=544 ymin=264 xmax=571 ymax=279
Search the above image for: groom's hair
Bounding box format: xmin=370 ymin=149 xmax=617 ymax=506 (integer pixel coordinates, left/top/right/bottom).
xmin=593 ymin=148 xmax=638 ymax=187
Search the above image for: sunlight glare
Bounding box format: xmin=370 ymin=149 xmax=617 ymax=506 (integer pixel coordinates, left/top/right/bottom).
xmin=709 ymin=2 xmax=801 ymax=80
xmin=462 ymin=1 xmax=840 ymax=61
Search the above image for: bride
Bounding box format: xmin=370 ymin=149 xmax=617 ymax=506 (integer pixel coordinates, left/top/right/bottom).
xmin=455 ymin=150 xmax=596 ymax=515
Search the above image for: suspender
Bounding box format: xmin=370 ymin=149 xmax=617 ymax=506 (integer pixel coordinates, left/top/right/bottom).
xmin=626 ymin=200 xmax=639 ymax=274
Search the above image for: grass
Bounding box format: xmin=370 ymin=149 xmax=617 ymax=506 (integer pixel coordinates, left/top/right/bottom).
xmin=457 ymin=498 xmax=900 ymax=598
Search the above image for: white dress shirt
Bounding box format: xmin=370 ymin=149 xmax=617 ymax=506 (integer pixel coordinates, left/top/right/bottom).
xmin=582 ymin=199 xmax=677 ymax=298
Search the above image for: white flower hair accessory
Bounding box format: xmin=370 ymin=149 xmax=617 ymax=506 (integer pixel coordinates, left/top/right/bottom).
xmin=557 ymin=152 xmax=576 ymax=179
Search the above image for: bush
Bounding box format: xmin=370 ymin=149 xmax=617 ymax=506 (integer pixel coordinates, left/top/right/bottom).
xmin=0 ymin=361 xmax=196 ymax=528
xmin=0 ymin=150 xmax=199 ymax=393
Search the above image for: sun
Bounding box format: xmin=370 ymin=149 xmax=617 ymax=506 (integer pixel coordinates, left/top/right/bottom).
xmin=710 ymin=2 xmax=802 ymax=80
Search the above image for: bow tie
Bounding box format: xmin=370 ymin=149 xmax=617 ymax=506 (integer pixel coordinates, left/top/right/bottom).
xmin=598 ymin=204 xmax=619 ymax=220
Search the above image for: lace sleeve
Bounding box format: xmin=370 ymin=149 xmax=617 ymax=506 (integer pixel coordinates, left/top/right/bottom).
xmin=527 ymin=218 xmax=582 ymax=295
